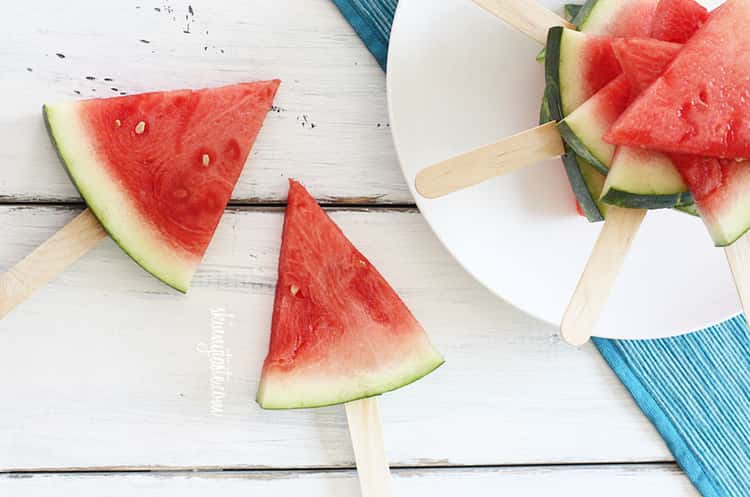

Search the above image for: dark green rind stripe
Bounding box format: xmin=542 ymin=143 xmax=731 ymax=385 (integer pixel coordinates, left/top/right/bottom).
xmin=544 ymin=27 xmax=566 ymax=123
xmin=561 ymin=148 xmax=605 ymax=222
xmin=540 ymin=82 xmax=604 ymax=221
xmin=539 ymin=94 xmax=552 ymax=125
xmin=601 ymin=189 xmax=695 ymax=210
xmin=537 ymin=4 xmax=581 ymax=62
xmin=257 ymin=357 xmax=446 ymax=410
xmin=557 ymin=120 xmax=610 ymax=174
xmin=675 ymin=203 xmax=700 ymax=218
xmin=572 ymin=0 xmax=602 ymax=30
xmin=565 ymin=3 xmax=583 ymax=20
xmin=43 ymin=105 xmax=188 ymax=294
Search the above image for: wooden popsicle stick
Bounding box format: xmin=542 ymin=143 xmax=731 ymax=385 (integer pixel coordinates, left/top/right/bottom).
xmin=0 ymin=208 xmax=106 ymax=319
xmin=415 ymin=121 xmax=565 ymax=199
xmin=724 ymin=232 xmax=750 ymax=318
xmin=345 ymin=397 xmax=392 ymax=497
xmin=472 ymin=0 xmax=574 ymax=44
xmin=560 ymin=207 xmax=647 ymax=346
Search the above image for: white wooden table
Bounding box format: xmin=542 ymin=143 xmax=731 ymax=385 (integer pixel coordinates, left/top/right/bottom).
xmin=0 ymin=0 xmax=699 ymax=495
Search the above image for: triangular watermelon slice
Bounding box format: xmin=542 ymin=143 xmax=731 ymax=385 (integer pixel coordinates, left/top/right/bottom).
xmin=611 ymin=38 xmax=683 ymax=95
xmin=256 ymin=180 xmax=444 ymax=409
xmin=606 ymin=0 xmax=750 ymax=159
xmin=601 ymin=38 xmax=692 ymax=209
xmin=44 ymin=80 xmax=280 ymax=292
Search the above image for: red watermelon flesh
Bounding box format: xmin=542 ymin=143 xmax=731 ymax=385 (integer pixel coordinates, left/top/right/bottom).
xmin=670 ymin=155 xmax=750 ymax=245
xmin=579 ymin=35 xmax=623 ymax=103
xmin=256 ymin=180 xmax=444 ymax=409
xmin=612 ymin=38 xmax=683 ymax=95
xmin=651 ymin=0 xmax=708 ymax=43
xmin=606 ymin=0 xmax=750 ymax=159
xmin=44 ymin=80 xmax=280 ymax=291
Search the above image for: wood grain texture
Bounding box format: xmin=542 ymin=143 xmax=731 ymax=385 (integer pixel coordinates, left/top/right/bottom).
xmin=0 ymin=465 xmax=698 ymax=496
xmin=0 ymin=206 xmax=670 ymax=470
xmin=561 ymin=207 xmax=647 ymax=346
xmin=346 ymin=398 xmax=393 ymax=497
xmin=0 ymin=0 xmax=407 ymax=204
xmin=0 ymin=209 xmax=105 ymax=320
xmin=472 ymin=0 xmax=574 ymax=44
xmin=415 ymin=122 xmax=564 ymax=199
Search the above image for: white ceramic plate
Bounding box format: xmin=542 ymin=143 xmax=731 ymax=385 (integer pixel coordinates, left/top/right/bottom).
xmin=387 ymin=0 xmax=738 ymax=340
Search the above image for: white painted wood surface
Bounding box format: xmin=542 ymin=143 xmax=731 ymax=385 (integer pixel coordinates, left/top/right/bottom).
xmin=0 ymin=0 xmax=699 ymax=495
xmin=0 ymin=0 xmax=405 ymax=204
xmin=3 ymin=206 xmax=670 ymax=470
xmin=0 ymin=466 xmax=699 ymax=496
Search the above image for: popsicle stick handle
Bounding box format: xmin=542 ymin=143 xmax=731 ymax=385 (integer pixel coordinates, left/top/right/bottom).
xmin=561 ymin=207 xmax=647 ymax=346
xmin=724 ymin=232 xmax=750 ymax=318
xmin=473 ymin=0 xmax=574 ymax=44
xmin=415 ymin=121 xmax=565 ymax=199
xmin=0 ymin=208 xmax=106 ymax=319
xmin=345 ymin=397 xmax=393 ymax=497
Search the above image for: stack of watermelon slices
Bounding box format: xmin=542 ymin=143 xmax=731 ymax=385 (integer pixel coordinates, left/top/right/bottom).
xmin=540 ymin=0 xmax=708 ymax=222
xmin=543 ymin=0 xmax=750 ymax=248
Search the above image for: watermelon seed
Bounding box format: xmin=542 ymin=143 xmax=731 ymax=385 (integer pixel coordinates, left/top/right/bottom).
xmin=290 ymin=285 xmax=299 ymax=296
xmin=135 ymin=121 xmax=146 ymax=134
xmin=115 ymin=119 xmax=121 ymax=128
xmin=202 ymin=154 xmax=211 ymax=167
xmin=358 ymin=260 xmax=366 ymax=267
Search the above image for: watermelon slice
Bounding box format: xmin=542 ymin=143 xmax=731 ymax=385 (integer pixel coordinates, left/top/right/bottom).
xmin=651 ymin=0 xmax=708 ymax=43
xmin=601 ymin=38 xmax=692 ymax=208
xmin=44 ymin=81 xmax=280 ymax=292
xmin=607 ymin=0 xmax=750 ymax=159
xmin=256 ymin=181 xmax=444 ymax=409
xmin=671 ymin=155 xmax=750 ymax=246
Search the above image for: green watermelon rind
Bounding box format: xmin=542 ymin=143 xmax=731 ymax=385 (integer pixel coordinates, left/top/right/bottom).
xmin=556 ymin=120 xmax=611 ymax=174
xmin=544 ymin=27 xmax=595 ymax=118
xmin=44 ymin=103 xmax=196 ymax=293
xmin=600 ymin=189 xmax=694 ymax=210
xmin=561 ymin=149 xmax=607 ymax=222
xmin=256 ymin=343 xmax=445 ymax=410
xmin=571 ymin=0 xmax=604 ymax=31
xmin=541 ymin=86 xmax=606 ymax=222
xmin=536 ymin=4 xmax=583 ymax=62
xmin=601 ymin=147 xmax=694 ymax=209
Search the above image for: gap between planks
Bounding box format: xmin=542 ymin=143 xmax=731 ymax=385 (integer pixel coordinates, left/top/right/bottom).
xmin=0 ymin=198 xmax=416 ymax=208
xmin=0 ymin=202 xmax=420 ymax=211
xmin=0 ymin=461 xmax=681 ymax=475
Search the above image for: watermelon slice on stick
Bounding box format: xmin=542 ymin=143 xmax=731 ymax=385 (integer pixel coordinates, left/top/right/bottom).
xmin=258 ymin=180 xmax=444 ymax=497
xmin=0 ymin=81 xmax=279 ymax=319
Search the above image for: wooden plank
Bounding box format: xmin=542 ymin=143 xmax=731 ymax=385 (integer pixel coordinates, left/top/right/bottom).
xmin=0 ymin=465 xmax=699 ymax=496
xmin=0 ymin=206 xmax=671 ymax=470
xmin=0 ymin=0 xmax=407 ymax=204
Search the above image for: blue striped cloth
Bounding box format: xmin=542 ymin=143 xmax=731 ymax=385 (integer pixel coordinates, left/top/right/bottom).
xmin=329 ymin=2 xmax=750 ymax=495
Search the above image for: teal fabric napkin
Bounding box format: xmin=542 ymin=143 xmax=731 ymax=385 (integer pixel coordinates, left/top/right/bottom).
xmin=329 ymin=1 xmax=750 ymax=495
